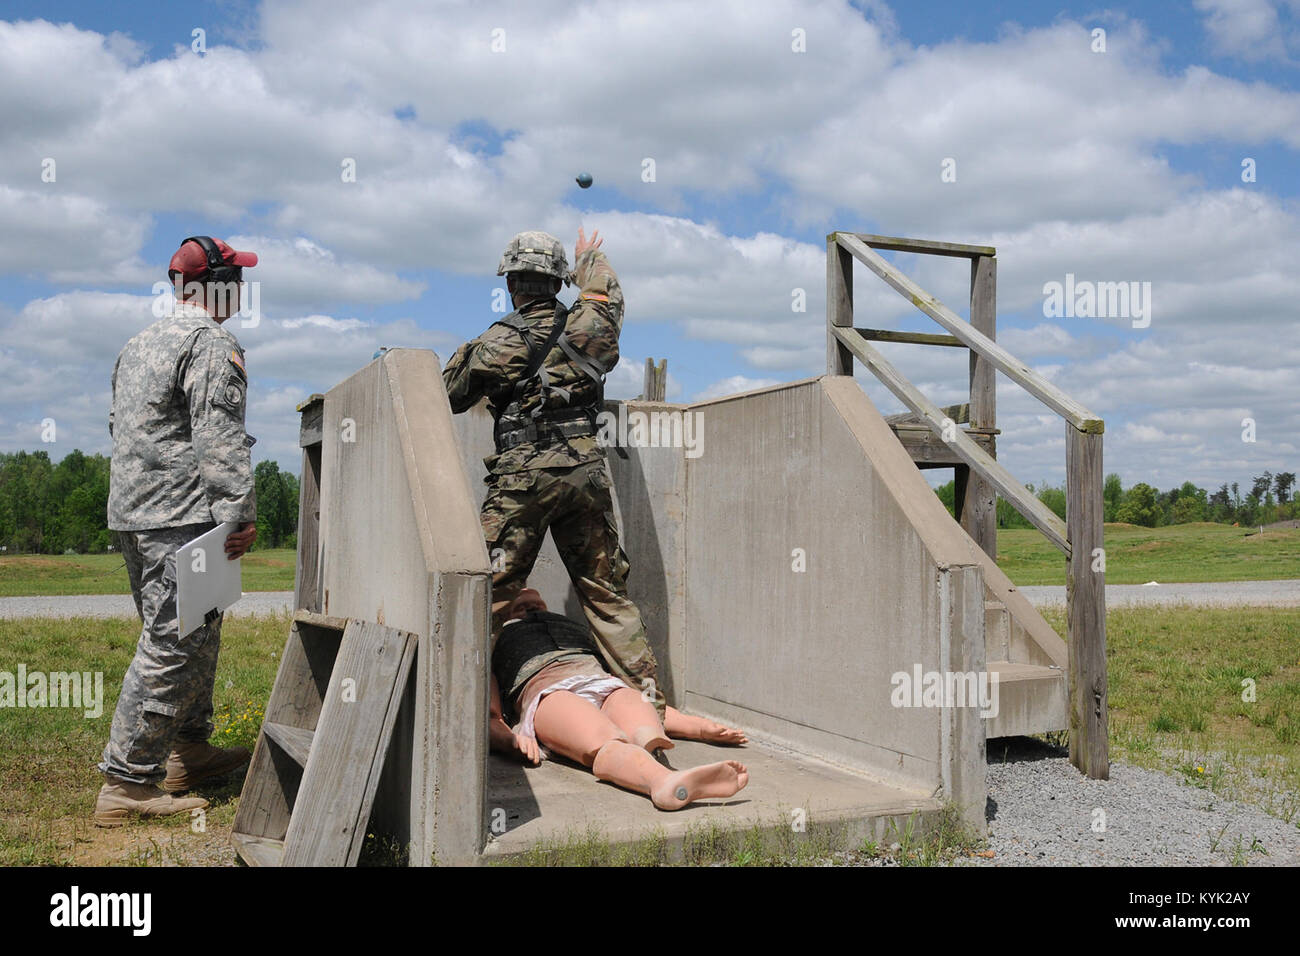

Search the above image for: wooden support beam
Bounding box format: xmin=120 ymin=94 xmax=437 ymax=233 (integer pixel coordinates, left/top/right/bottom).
xmin=827 ymin=236 xmax=854 ymax=375
xmin=856 ymin=328 xmax=965 ymax=348
xmin=833 ymin=325 xmax=1069 ymax=554
xmin=294 ymin=396 xmax=324 ymax=614
xmin=846 ymin=232 xmax=996 ymax=259
xmin=892 ymin=428 xmax=995 ymax=467
xmin=836 ymin=234 xmax=1103 ymax=434
xmin=964 ymin=255 xmax=998 ymax=561
xmin=1067 ymin=425 xmax=1108 ymax=779
xmin=885 ymin=403 xmax=971 ymax=427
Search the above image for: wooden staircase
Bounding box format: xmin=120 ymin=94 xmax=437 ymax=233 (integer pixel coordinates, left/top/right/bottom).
xmin=231 ymin=610 xmax=417 ymax=866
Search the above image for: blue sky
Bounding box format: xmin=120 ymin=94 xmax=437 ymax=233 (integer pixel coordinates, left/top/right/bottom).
xmin=1 ymin=0 xmax=1298 ymax=493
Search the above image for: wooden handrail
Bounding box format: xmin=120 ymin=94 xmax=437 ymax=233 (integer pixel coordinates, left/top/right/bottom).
xmin=835 ymin=233 xmax=1104 ymax=434
xmin=832 ymin=326 xmax=1070 ymax=554
xmin=840 ymin=232 xmax=996 ymax=259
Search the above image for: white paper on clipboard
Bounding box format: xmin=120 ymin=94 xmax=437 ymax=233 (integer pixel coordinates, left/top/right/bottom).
xmin=175 ymin=521 xmax=244 ymax=637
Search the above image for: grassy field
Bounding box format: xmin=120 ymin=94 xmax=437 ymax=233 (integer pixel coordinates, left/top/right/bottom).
xmin=0 ymin=548 xmax=297 ymax=597
xmin=2 ymin=603 xmax=1297 ymax=865
xmin=996 ymin=522 xmax=1300 ymax=585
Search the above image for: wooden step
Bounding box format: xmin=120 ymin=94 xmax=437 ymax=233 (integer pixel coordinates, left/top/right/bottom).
xmin=231 ymin=832 xmax=284 ymax=867
xmin=985 ymin=600 xmax=1009 ymax=661
xmin=262 ymin=721 xmax=315 ymax=767
xmin=983 ymin=660 xmax=1066 ymax=739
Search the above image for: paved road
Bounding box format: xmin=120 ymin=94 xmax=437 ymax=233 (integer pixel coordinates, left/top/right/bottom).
xmin=1018 ymin=579 xmax=1300 ymax=608
xmin=0 ymin=591 xmax=296 ymax=620
xmin=2 ymin=580 xmax=1299 ymax=619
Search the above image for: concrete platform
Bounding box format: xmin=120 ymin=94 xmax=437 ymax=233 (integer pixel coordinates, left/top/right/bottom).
xmin=482 ymin=736 xmax=942 ymax=860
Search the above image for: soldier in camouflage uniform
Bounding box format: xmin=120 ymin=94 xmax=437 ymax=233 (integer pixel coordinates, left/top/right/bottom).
xmin=94 ymin=236 xmax=260 ymax=827
xmin=443 ymin=229 xmax=665 ymax=717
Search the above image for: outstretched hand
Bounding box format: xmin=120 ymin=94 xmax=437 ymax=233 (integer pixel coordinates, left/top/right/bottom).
xmin=514 ymin=731 xmax=541 ymax=765
xmin=575 ymin=227 xmax=602 ymax=260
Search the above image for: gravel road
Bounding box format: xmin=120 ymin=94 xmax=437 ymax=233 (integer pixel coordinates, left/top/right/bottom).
xmin=956 ymin=738 xmax=1300 ymax=866
xmin=4 ymin=580 xmax=1299 ymax=619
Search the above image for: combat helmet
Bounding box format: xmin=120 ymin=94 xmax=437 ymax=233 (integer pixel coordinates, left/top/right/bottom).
xmin=498 ymin=231 xmax=570 ymax=286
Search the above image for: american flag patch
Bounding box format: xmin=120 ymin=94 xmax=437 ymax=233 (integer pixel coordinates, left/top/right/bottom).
xmin=229 ymin=350 xmax=246 ymax=375
xmin=581 ymin=293 xmax=609 ymax=302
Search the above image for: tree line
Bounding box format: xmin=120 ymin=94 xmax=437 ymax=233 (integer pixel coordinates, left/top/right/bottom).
xmin=0 ymin=450 xmax=300 ymax=554
xmin=935 ymin=470 xmax=1298 ymax=528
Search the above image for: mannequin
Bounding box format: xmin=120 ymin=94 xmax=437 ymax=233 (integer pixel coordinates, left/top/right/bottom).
xmin=489 ymin=589 xmax=749 ymax=810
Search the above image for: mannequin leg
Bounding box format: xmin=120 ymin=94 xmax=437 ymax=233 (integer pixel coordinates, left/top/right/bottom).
xmin=534 ymin=691 xmax=749 ymax=810
xmin=663 ymin=706 xmax=748 ymax=746
xmin=600 ymin=687 xmax=672 ymax=752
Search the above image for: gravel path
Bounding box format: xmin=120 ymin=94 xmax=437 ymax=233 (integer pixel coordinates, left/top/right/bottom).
xmin=1019 ymin=579 xmax=1300 ymax=607
xmin=959 ymin=738 xmax=1300 ymax=866
xmin=0 ymin=591 xmax=295 ymax=619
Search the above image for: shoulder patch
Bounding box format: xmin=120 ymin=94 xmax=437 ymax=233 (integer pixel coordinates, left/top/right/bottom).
xmin=229 ymin=350 xmax=246 ymax=374
xmin=581 ymin=293 xmax=609 ymax=302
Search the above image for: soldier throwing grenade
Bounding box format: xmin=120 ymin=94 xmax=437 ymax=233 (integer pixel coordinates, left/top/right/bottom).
xmin=443 ymin=228 xmax=665 ymax=717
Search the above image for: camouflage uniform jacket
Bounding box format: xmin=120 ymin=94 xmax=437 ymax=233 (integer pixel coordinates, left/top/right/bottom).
xmin=443 ymin=248 xmax=624 ymax=475
xmin=107 ymin=302 xmax=256 ymax=531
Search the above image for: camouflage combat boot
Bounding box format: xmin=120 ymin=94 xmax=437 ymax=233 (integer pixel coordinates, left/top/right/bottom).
xmin=94 ymin=777 xmax=209 ymax=828
xmin=162 ymin=740 xmax=252 ymax=793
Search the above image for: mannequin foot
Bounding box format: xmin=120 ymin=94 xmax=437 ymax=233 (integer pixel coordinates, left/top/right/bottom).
xmin=650 ymin=760 xmax=748 ymax=811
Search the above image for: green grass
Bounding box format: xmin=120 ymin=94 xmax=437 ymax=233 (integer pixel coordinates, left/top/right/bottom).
xmin=997 ymin=522 xmax=1300 ymax=585
xmin=0 ymin=549 xmax=297 ymax=597
xmin=0 ymin=613 xmax=289 ymax=865
xmin=1039 ymin=604 xmax=1300 ymax=821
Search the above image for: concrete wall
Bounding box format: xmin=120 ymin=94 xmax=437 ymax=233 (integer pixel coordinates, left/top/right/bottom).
xmin=681 ymin=377 xmax=986 ymax=816
xmin=318 ymin=349 xmax=491 ymax=865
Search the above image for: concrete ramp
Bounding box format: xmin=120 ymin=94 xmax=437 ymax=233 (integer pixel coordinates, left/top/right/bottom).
xmin=314 ymin=351 xmax=1067 ymax=862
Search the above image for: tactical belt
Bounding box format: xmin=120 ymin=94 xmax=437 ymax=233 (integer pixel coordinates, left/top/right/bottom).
xmin=495 ymin=411 xmax=597 ymax=451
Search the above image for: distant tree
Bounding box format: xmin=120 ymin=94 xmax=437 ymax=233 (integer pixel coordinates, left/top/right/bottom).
xmin=1275 ymin=472 xmax=1295 ymax=505
xmin=1036 ymin=484 xmax=1067 ymax=521
xmin=1102 ymin=473 xmax=1123 ymax=522
xmin=1115 ymin=482 xmax=1161 ymax=527
xmin=934 ymin=479 xmax=956 ymax=517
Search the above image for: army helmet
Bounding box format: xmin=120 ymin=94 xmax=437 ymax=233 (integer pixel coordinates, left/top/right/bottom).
xmin=498 ymin=230 xmax=569 ymax=283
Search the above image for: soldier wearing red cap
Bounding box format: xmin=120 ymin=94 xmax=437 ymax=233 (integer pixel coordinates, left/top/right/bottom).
xmin=94 ymin=236 xmax=261 ymax=826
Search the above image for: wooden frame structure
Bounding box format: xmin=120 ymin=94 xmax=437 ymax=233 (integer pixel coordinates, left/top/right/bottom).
xmin=827 ymin=232 xmax=1108 ymax=778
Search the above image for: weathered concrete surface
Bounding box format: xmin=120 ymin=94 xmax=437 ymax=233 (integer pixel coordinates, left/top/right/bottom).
xmin=317 ymin=349 xmax=491 ymax=865
xmin=682 ymin=377 xmax=987 ymax=827
xmin=483 ymin=738 xmax=938 ymax=860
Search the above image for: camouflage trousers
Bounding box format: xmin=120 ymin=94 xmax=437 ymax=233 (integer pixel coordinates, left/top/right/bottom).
xmin=482 ymin=458 xmax=665 ymax=717
xmin=99 ymin=523 xmax=224 ymax=785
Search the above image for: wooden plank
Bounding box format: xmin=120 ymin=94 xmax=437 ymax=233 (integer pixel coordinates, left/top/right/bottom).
xmin=886 ymin=402 xmax=970 ymax=426
xmin=964 ymin=254 xmax=998 ymax=561
xmin=282 ymin=620 xmax=418 ymax=867
xmin=262 ymin=721 xmax=315 ymax=767
xmin=847 ymin=232 xmax=996 ymax=259
xmin=833 ymin=325 xmax=1069 ymax=554
xmin=294 ymin=442 xmax=322 ymax=613
xmin=231 ymin=833 xmax=284 ymax=867
xmin=857 ymin=328 xmax=965 ymax=348
xmin=836 ymin=234 xmax=1103 ymax=434
xmin=1066 ymin=426 xmax=1109 ymax=779
xmin=231 ymin=615 xmax=341 ymax=842
xmin=892 ymin=428 xmax=995 ymax=466
xmin=826 ymin=236 xmax=854 ymax=375
xmin=297 ymin=395 xmax=324 ymax=448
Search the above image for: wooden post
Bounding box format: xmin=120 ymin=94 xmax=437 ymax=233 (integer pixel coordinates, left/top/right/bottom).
xmin=294 ymin=395 xmax=324 ymax=614
xmin=641 ymin=358 xmax=667 ymax=401
xmin=1066 ymin=425 xmax=1108 ymax=779
xmin=963 ymin=255 xmax=997 ymax=560
xmin=827 ymin=234 xmax=854 ymax=375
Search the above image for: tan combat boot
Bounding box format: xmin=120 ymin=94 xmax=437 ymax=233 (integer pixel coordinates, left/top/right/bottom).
xmin=162 ymin=740 xmax=252 ymax=793
xmin=94 ymin=777 xmax=209 ymax=828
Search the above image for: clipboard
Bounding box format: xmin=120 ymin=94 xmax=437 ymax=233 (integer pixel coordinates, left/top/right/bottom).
xmin=175 ymin=521 xmax=244 ymax=637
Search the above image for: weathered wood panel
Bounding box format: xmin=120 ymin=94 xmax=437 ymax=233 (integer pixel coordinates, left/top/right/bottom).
xmin=1066 ymin=426 xmax=1108 ymax=779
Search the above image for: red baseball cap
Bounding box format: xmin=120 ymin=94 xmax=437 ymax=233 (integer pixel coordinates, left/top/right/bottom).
xmin=168 ymin=236 xmax=258 ymax=280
